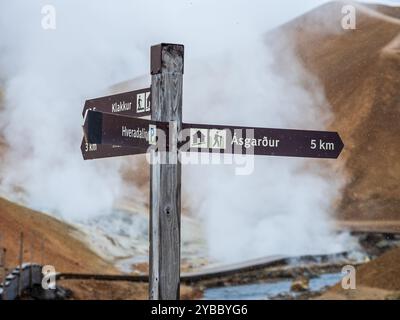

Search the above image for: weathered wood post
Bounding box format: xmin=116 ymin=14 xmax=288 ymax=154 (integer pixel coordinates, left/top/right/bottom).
xmin=29 ymin=235 xmax=33 ymax=288
xmin=0 ymin=233 xmax=3 ymax=278
xmin=149 ymin=43 xmax=184 ymax=300
xmin=17 ymin=232 xmax=24 ymax=297
xmin=41 ymin=238 xmax=44 ymax=265
xmin=1 ymin=248 xmax=5 ymax=276
xmin=1 ymin=248 xmax=6 ymax=300
xmin=0 ymin=233 xmax=3 ymax=284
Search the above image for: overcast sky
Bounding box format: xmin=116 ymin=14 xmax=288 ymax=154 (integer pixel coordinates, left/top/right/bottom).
xmin=224 ymin=0 xmax=400 ymax=30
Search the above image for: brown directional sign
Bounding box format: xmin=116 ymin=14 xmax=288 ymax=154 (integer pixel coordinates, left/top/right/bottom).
xmin=81 ymin=88 xmax=151 ymax=160
xmin=82 ymin=111 xmax=344 ymax=159
xmin=180 ymin=123 xmax=344 ymax=159
xmin=82 ymin=87 xmax=151 ymax=118
xmin=83 ymin=110 xmax=168 ymax=151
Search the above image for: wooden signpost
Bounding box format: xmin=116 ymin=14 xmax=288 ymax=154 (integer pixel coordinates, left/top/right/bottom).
xmin=81 ymin=43 xmax=344 ymax=300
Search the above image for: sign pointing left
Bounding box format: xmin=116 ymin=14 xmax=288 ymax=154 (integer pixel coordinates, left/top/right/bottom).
xmin=82 ymin=87 xmax=151 ymax=117
xmin=82 ymin=110 xmax=168 ymax=152
xmin=81 ymin=87 xmax=152 ymax=160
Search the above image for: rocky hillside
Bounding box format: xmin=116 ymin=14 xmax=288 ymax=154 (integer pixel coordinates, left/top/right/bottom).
xmin=271 ymin=1 xmax=400 ymax=220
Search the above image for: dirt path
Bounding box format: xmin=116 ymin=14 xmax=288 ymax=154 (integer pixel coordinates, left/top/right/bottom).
xmin=337 ymin=220 xmax=400 ymax=233
xmin=354 ymin=1 xmax=400 ymax=25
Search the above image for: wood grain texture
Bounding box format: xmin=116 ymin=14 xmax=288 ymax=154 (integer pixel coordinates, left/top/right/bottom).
xmin=149 ymin=44 xmax=183 ymax=300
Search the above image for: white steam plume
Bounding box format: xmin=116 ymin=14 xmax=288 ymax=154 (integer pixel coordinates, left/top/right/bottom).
xmin=0 ymin=0 xmax=363 ymax=262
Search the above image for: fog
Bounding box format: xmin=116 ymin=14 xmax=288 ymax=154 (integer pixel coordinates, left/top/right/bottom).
xmin=0 ymin=0 xmax=370 ymax=263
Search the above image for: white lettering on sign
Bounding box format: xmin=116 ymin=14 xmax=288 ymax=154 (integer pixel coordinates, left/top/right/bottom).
xmin=85 ymin=143 xmax=98 ymax=152
xmin=112 ymin=101 xmax=132 ymax=113
xmin=232 ymin=134 xmax=280 ymax=149
xmin=310 ymin=139 xmax=335 ymax=151
xmin=121 ymin=126 xmax=148 ymax=140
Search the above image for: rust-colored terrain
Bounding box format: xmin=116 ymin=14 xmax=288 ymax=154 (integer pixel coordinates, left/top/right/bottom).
xmin=275 ymin=1 xmax=400 ymax=221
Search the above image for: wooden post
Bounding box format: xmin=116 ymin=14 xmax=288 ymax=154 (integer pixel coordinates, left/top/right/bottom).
xmin=0 ymin=233 xmax=3 ymax=284
xmin=29 ymin=235 xmax=33 ymax=288
xmin=17 ymin=232 xmax=24 ymax=297
xmin=1 ymin=249 xmax=6 ymax=300
xmin=0 ymin=248 xmax=5 ymax=282
xmin=41 ymin=238 xmax=44 ymax=265
xmin=149 ymin=43 xmax=184 ymax=300
xmin=1 ymin=248 xmax=4 ymax=271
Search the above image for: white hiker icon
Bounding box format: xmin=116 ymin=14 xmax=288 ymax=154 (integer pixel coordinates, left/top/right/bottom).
xmin=137 ymin=93 xmax=146 ymax=112
xmin=209 ymin=129 xmax=226 ymax=149
xmin=213 ymin=131 xmax=223 ymax=147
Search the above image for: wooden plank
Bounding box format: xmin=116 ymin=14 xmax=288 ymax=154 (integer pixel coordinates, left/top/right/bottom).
xmin=149 ymin=43 xmax=184 ymax=300
xmin=82 ymin=110 xmax=168 ymax=150
xmin=17 ymin=232 xmax=23 ymax=297
xmin=56 ymin=252 xmax=353 ymax=285
xmin=180 ymin=123 xmax=344 ymax=159
xmin=82 ymin=87 xmax=151 ymax=117
xmin=0 ymin=248 xmax=6 ymax=300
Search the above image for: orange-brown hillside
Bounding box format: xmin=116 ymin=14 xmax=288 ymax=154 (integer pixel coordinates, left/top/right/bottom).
xmin=0 ymin=197 xmax=155 ymax=299
xmin=270 ymin=1 xmax=400 ymax=221
xmin=0 ymin=197 xmax=115 ymax=274
xmin=319 ymin=246 xmax=400 ymax=299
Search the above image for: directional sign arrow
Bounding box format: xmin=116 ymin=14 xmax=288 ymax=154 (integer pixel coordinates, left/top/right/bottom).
xmin=81 ymin=87 xmax=151 ymax=160
xmin=82 ymin=87 xmax=151 ymax=118
xmin=82 ymin=110 xmax=168 ymax=151
xmin=181 ymin=123 xmax=344 ymax=159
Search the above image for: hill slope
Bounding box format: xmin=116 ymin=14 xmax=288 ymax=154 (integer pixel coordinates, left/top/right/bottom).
xmin=0 ymin=196 xmax=156 ymax=299
xmin=0 ymin=197 xmax=115 ymax=274
xmin=270 ymin=1 xmax=400 ymax=220
xmin=319 ymin=246 xmax=400 ymax=299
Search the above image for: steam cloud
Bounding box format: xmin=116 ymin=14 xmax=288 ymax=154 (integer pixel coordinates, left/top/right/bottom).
xmin=0 ymin=0 xmax=368 ymax=263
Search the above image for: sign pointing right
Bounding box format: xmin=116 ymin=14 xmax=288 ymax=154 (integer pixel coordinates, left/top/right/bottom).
xmin=181 ymin=123 xmax=344 ymax=159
